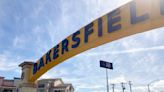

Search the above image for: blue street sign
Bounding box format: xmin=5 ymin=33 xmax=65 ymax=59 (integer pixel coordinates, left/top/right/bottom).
xmin=100 ymin=60 xmax=113 ymax=69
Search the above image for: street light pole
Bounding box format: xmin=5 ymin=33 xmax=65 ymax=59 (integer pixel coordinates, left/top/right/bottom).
xmin=106 ymin=69 xmax=109 ymax=92
xmin=100 ymin=60 xmax=113 ymax=92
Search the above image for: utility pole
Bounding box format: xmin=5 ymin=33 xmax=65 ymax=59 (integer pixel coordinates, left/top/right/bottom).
xmin=111 ymin=84 xmax=115 ymax=92
xmin=148 ymin=84 xmax=150 ymax=92
xmin=121 ymin=82 xmax=126 ymax=92
xmin=147 ymin=79 xmax=159 ymax=92
xmin=129 ymin=81 xmax=132 ymax=92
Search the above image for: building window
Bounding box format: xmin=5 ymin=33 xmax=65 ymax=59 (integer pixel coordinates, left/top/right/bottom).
xmin=54 ymin=90 xmax=65 ymax=92
xmin=3 ymin=89 xmax=13 ymax=92
xmin=16 ymin=88 xmax=19 ymax=92
xmin=38 ymin=84 xmax=45 ymax=88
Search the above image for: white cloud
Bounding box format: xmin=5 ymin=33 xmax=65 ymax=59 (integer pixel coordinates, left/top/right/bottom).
xmin=32 ymin=0 xmax=48 ymax=17
xmin=13 ymin=36 xmax=26 ymax=48
xmin=81 ymin=0 xmax=131 ymax=21
xmin=77 ymin=84 xmax=103 ymax=89
xmin=0 ymin=54 xmax=20 ymax=71
xmin=39 ymin=69 xmax=57 ymax=79
xmin=79 ymin=45 xmax=164 ymax=56
xmin=30 ymin=25 xmax=55 ymax=57
xmin=132 ymin=86 xmax=147 ymax=92
xmin=0 ymin=29 xmax=3 ymax=39
xmin=39 ymin=66 xmax=71 ymax=79
xmin=153 ymin=80 xmax=164 ymax=87
xmin=152 ymin=80 xmax=164 ymax=92
xmin=44 ymin=0 xmax=132 ymax=46
xmin=32 ymin=25 xmax=45 ymax=34
xmin=0 ymin=1 xmax=5 ymax=23
xmin=111 ymin=75 xmax=127 ymax=84
xmin=1 ymin=0 xmax=164 ymax=92
xmin=144 ymin=27 xmax=164 ymax=42
xmin=40 ymin=74 xmax=53 ymax=79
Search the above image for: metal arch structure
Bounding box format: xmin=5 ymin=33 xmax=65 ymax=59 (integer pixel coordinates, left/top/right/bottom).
xmin=28 ymin=0 xmax=164 ymax=82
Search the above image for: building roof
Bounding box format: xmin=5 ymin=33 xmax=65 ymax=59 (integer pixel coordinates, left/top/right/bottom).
xmin=0 ymin=76 xmax=21 ymax=88
xmin=0 ymin=86 xmax=16 ymax=88
xmin=14 ymin=77 xmax=21 ymax=80
xmin=38 ymin=78 xmax=62 ymax=81
xmin=0 ymin=76 xmax=4 ymax=78
xmin=37 ymin=78 xmax=74 ymax=90
xmin=38 ymin=78 xmax=64 ymax=83
xmin=53 ymin=83 xmax=73 ymax=89
xmin=19 ymin=61 xmax=34 ymax=67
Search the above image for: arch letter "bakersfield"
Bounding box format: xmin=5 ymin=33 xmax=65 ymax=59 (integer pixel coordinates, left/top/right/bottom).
xmin=30 ymin=0 xmax=164 ymax=82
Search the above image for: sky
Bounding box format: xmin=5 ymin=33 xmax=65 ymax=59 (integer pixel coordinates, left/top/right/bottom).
xmin=0 ymin=0 xmax=164 ymax=92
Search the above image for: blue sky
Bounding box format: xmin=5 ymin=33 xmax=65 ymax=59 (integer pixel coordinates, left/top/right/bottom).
xmin=0 ymin=0 xmax=164 ymax=92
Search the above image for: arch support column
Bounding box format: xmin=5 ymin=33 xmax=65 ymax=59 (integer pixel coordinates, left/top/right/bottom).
xmin=19 ymin=61 xmax=37 ymax=92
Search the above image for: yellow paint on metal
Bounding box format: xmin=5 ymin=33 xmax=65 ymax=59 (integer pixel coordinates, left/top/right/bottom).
xmin=29 ymin=0 xmax=164 ymax=82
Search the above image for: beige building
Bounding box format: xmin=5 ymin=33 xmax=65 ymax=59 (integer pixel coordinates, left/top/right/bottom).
xmin=0 ymin=76 xmax=74 ymax=92
xmin=0 ymin=76 xmax=21 ymax=92
xmin=37 ymin=79 xmax=74 ymax=92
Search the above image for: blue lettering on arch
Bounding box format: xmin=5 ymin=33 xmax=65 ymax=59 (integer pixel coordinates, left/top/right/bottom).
xmin=72 ymin=31 xmax=81 ymax=48
xmin=33 ymin=63 xmax=38 ymax=74
xmin=98 ymin=18 xmax=103 ymax=37
xmin=62 ymin=39 xmax=69 ymax=54
xmin=84 ymin=22 xmax=94 ymax=43
xmin=46 ymin=50 xmax=51 ymax=64
xmin=160 ymin=0 xmax=164 ymax=15
xmin=130 ymin=1 xmax=149 ymax=24
xmin=38 ymin=58 xmax=44 ymax=70
xmin=53 ymin=44 xmax=59 ymax=60
xmin=107 ymin=9 xmax=122 ymax=33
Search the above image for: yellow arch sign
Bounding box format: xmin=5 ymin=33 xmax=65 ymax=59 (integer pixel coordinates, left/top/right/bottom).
xmin=29 ymin=0 xmax=164 ymax=82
